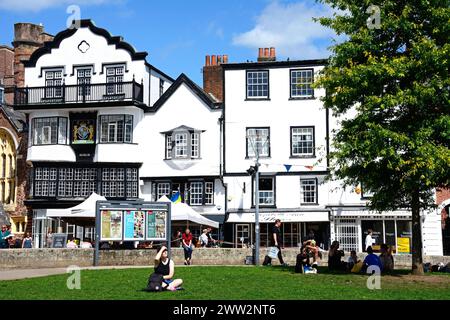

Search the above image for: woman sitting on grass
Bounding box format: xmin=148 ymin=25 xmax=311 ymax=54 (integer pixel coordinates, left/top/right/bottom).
xmin=154 ymin=245 xmax=183 ymax=291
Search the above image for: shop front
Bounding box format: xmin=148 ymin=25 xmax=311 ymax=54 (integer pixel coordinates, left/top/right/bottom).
xmin=226 ymin=210 xmax=330 ymax=249
xmin=332 ymin=209 xmax=412 ymax=253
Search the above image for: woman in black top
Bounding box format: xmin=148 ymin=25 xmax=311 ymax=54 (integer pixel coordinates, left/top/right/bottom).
xmin=154 ymin=246 xmax=183 ymax=291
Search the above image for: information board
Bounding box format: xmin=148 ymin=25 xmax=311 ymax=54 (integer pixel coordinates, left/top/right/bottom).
xmin=51 ymin=233 xmax=68 ymax=248
xmin=100 ymin=210 xmax=123 ymax=240
xmin=145 ymin=210 xmax=167 ymax=241
xmin=124 ymin=210 xmax=145 ymax=241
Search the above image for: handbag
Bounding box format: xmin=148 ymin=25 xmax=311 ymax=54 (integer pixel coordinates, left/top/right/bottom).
xmin=268 ymin=246 xmax=280 ymax=259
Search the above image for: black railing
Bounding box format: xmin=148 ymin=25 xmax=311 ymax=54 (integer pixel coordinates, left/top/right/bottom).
xmin=14 ymin=81 xmax=144 ymax=106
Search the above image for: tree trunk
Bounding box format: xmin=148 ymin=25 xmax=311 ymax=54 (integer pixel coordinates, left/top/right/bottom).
xmin=411 ymin=189 xmax=424 ymax=275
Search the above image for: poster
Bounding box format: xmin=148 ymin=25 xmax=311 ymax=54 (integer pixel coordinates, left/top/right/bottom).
xmin=397 ymin=237 xmax=410 ymax=254
xmin=101 ymin=210 xmax=123 ymax=240
xmin=146 ymin=210 xmax=167 ymax=240
xmin=72 ymin=119 xmax=95 ymax=144
xmin=51 ymin=233 xmax=68 ymax=248
xmin=124 ymin=210 xmax=145 ymax=240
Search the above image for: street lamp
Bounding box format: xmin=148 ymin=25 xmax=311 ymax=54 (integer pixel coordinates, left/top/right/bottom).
xmin=247 ymin=131 xmax=269 ymax=266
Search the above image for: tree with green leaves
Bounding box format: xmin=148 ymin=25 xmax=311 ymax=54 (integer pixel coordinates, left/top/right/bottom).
xmin=315 ymin=0 xmax=450 ymax=274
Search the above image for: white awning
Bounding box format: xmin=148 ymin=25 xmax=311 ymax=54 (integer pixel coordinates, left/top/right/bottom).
xmin=46 ymin=193 xmax=107 ymax=218
xmin=226 ymin=211 xmax=330 ymax=223
xmin=157 ymin=196 xmax=219 ymax=228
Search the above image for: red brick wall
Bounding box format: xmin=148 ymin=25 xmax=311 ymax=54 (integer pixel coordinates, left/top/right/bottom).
xmin=203 ymin=65 xmax=223 ymax=102
xmin=0 ymin=47 xmax=14 ymax=79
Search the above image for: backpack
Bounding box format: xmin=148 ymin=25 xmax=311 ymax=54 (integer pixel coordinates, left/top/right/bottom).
xmin=145 ymin=273 xmax=164 ymax=292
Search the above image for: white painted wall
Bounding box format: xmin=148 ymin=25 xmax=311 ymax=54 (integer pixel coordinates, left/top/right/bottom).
xmin=138 ymin=82 xmax=222 ymax=178
xmin=224 ymin=66 xmax=327 ymax=175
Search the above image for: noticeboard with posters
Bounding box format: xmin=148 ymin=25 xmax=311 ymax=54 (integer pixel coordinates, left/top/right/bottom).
xmin=145 ymin=210 xmax=167 ymax=241
xmin=123 ymin=210 xmax=145 ymax=241
xmin=100 ymin=210 xmax=123 ymax=241
xmin=97 ymin=203 xmax=169 ymax=242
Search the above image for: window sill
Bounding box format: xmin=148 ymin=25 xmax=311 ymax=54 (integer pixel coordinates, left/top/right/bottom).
xmin=31 ymin=143 xmax=69 ymax=147
xmin=251 ymin=205 xmax=277 ymax=209
xmin=97 ymin=142 xmax=137 ymax=145
xmin=164 ymin=158 xmax=202 ymax=161
xmin=289 ymin=155 xmax=316 ymax=159
xmin=289 ymin=96 xmax=316 ymax=101
xmin=300 ymin=203 xmax=320 ymax=206
xmin=245 ymin=98 xmax=271 ymax=101
xmin=245 ymin=156 xmax=270 ymax=160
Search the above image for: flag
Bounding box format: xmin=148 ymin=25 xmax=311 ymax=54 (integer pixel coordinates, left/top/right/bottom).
xmin=170 ymin=191 xmax=182 ymax=203
xmin=284 ymin=164 xmax=292 ymax=172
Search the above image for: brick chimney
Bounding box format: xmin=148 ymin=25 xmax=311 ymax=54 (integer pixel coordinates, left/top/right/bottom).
xmin=257 ymin=47 xmax=276 ymax=62
xmin=203 ymin=54 xmax=228 ymax=102
xmin=12 ymin=23 xmax=53 ymax=88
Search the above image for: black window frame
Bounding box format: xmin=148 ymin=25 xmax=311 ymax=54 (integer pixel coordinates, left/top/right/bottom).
xmin=289 ymin=68 xmax=315 ymax=99
xmin=251 ymin=175 xmax=276 ymax=208
xmin=290 ymin=126 xmax=315 ymax=158
xmin=98 ymin=114 xmax=134 ymax=144
xmin=300 ymin=178 xmax=319 ymax=205
xmin=246 ymin=127 xmax=271 ymax=159
xmin=31 ymin=116 xmax=68 ymax=146
xmin=245 ymin=69 xmax=270 ymax=100
xmin=31 ymin=165 xmax=139 ymax=200
xmin=165 ymin=131 xmax=201 ymax=160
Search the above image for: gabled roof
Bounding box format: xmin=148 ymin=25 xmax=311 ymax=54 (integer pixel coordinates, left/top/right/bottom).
xmin=23 ymin=19 xmax=148 ymax=68
xmin=160 ymin=125 xmax=206 ymax=134
xmin=148 ymin=73 xmax=223 ymax=113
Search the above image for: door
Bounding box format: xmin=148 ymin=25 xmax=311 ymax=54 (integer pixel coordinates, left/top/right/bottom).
xmin=235 ymin=224 xmax=252 ymax=248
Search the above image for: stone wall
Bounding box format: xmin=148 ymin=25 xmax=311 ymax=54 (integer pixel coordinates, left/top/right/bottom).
xmin=1 ymin=248 xmax=450 ymax=270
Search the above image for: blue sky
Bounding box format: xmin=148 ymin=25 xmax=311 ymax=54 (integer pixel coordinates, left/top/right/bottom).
xmin=0 ymin=0 xmax=336 ymax=84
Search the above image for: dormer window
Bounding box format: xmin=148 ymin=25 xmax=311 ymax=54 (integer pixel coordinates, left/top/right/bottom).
xmin=163 ymin=126 xmax=203 ymax=160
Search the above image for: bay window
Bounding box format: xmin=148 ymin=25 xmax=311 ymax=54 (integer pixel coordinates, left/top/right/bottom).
xmin=99 ymin=114 xmax=133 ymax=143
xmin=32 ymin=117 xmax=68 ymax=145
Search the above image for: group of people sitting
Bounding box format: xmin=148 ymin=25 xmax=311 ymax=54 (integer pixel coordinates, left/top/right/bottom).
xmin=328 ymin=240 xmax=394 ymax=274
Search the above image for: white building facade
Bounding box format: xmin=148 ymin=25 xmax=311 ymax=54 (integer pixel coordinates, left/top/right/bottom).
xmin=14 ymin=20 xmax=443 ymax=255
xmin=15 ymin=20 xmax=173 ymax=247
xmin=221 ymin=51 xmax=443 ymax=255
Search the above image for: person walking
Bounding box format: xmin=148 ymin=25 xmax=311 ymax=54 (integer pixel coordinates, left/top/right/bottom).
xmin=365 ymin=229 xmax=375 ymax=252
xmin=263 ymin=219 xmax=287 ymax=266
xmin=182 ymin=228 xmax=193 ymax=265
xmin=22 ymin=232 xmax=33 ymax=249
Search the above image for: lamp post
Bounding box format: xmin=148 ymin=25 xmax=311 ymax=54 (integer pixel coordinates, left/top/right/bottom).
xmin=254 ymin=150 xmax=260 ymax=266
xmin=247 ymin=131 xmax=268 ymax=266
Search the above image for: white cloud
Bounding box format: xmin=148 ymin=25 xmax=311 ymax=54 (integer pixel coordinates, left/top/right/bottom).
xmin=0 ymin=0 xmax=119 ymax=12
xmin=232 ymin=1 xmax=336 ymax=60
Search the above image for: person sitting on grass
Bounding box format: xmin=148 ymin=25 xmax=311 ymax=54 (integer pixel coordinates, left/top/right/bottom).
xmin=328 ymin=240 xmax=346 ymax=271
xmin=362 ymin=246 xmax=383 ymax=273
xmin=379 ymin=244 xmax=394 ymax=273
xmin=154 ymin=245 xmax=183 ymax=291
xmin=347 ymin=250 xmax=360 ymax=271
xmin=303 ymin=239 xmax=321 ymax=267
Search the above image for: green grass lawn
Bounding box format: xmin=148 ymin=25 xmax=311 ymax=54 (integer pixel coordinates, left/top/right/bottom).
xmin=1 ymin=266 xmax=449 ymax=300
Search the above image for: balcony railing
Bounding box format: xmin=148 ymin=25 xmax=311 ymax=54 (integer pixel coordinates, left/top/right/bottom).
xmin=14 ymin=81 xmax=144 ymax=106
